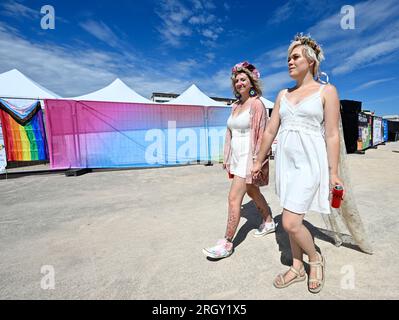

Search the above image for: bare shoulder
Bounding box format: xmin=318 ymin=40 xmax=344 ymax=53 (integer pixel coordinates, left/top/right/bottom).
xmin=273 ymin=89 xmax=286 ymax=108
xmin=276 ymin=89 xmax=287 ymax=100
xmin=231 ymin=100 xmax=239 ymax=110
xmin=322 ymin=84 xmax=339 ymax=105
xmin=231 ymin=100 xmax=240 ymax=106
xmin=323 ymin=83 xmax=339 ymax=96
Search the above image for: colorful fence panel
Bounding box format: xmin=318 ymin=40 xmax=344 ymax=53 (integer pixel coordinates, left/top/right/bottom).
xmin=0 ymin=119 xmax=6 ymax=172
xmin=372 ymin=116 xmax=383 ymax=146
xmin=357 ymin=113 xmax=372 ymax=151
xmin=383 ymin=119 xmax=389 ymax=142
xmin=44 ymin=99 xmax=223 ymax=169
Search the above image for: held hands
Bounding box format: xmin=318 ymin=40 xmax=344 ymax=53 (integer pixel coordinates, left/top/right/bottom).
xmin=251 ymin=159 xmax=262 ymax=178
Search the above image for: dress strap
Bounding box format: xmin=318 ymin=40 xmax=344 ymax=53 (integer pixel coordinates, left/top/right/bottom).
xmin=282 ymin=88 xmax=289 ymax=98
xmin=318 ymin=84 xmax=327 ymax=94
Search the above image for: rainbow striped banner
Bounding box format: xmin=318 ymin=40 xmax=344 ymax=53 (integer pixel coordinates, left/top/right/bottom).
xmin=0 ymin=120 xmax=6 ymax=172
xmin=0 ymin=103 xmax=48 ymax=162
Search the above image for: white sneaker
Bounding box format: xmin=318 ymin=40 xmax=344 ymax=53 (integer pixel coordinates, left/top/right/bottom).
xmin=253 ymin=220 xmax=276 ymax=237
xmin=202 ymin=239 xmax=233 ymax=259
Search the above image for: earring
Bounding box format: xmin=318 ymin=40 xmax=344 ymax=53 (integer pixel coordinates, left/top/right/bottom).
xmin=317 ymin=71 xmax=329 ymax=84
xmin=235 ymin=92 xmax=241 ymax=99
xmin=249 ymin=87 xmax=257 ymax=97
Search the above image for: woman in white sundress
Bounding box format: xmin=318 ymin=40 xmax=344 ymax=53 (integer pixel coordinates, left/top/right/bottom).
xmin=252 ymin=34 xmax=345 ymax=294
xmin=202 ymin=61 xmax=275 ymax=260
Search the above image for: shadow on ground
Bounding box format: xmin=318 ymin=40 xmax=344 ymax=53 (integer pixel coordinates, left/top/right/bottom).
xmin=207 ymin=200 xmax=364 ymax=262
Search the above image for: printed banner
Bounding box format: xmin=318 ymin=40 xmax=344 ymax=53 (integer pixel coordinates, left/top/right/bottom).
xmin=383 ymin=119 xmax=389 ymax=142
xmin=357 ymin=113 xmax=372 ymax=151
xmin=44 ymin=99 xmax=230 ymax=169
xmin=373 ymin=116 xmax=383 ymax=146
xmin=0 ymin=108 xmax=48 ymax=161
xmin=0 ymin=119 xmax=6 ymax=172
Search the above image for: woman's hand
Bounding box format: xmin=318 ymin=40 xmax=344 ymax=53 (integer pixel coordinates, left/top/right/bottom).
xmin=330 ymin=174 xmax=345 ymax=198
xmin=251 ymin=159 xmax=262 ymax=178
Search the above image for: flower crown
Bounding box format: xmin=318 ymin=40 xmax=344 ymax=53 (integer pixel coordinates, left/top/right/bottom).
xmin=231 ymin=61 xmax=260 ymax=80
xmin=294 ymin=33 xmax=322 ymax=57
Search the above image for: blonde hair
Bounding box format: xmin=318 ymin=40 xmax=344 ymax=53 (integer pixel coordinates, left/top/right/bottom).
xmin=231 ymin=68 xmax=263 ymax=98
xmin=287 ymin=34 xmax=325 ymax=79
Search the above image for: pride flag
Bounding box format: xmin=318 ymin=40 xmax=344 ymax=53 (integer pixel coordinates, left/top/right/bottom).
xmin=0 ymin=100 xmax=48 ymax=161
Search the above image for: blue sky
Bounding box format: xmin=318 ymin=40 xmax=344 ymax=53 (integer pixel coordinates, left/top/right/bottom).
xmin=0 ymin=0 xmax=398 ymax=115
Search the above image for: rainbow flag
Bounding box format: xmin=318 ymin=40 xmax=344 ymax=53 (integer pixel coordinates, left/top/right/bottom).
xmin=0 ymin=100 xmax=48 ymax=161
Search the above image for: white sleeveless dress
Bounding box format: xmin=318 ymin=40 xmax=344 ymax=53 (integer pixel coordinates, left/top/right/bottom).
xmin=227 ymin=108 xmax=251 ymax=178
xmin=275 ymin=85 xmax=331 ymax=214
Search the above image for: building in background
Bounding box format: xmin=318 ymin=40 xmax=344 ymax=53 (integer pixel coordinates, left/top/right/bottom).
xmin=383 ymin=115 xmax=399 ymax=121
xmin=151 ymin=92 xmax=234 ymax=105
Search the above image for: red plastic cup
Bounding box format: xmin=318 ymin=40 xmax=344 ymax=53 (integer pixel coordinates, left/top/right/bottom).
xmin=228 ymin=172 xmax=234 ymax=179
xmin=331 ymin=185 xmax=344 ymax=208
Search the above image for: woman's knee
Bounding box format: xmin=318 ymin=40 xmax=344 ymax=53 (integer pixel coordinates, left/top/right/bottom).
xmin=282 ymin=218 xmax=301 ymax=234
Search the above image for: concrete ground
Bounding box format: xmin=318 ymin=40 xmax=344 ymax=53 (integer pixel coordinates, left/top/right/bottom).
xmin=1 ymin=142 xmax=398 ymax=300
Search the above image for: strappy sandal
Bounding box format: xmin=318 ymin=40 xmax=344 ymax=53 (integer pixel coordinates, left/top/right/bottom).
xmin=273 ymin=265 xmax=306 ymax=289
xmin=308 ymin=252 xmax=326 ymax=294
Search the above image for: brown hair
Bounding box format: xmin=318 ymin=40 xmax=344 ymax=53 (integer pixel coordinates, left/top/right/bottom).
xmin=231 ymin=68 xmax=263 ymax=98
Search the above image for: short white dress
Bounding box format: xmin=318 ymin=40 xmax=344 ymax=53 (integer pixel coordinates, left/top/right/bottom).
xmin=275 ymin=85 xmax=331 ymax=214
xmin=227 ymin=108 xmax=251 ymax=178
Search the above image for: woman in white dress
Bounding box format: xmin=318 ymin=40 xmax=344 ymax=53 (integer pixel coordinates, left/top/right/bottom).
xmin=252 ymin=34 xmax=344 ymax=293
xmin=202 ymin=62 xmax=275 ymax=259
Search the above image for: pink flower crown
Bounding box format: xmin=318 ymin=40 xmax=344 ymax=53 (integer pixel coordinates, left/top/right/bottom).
xmin=231 ymin=61 xmax=260 ymax=80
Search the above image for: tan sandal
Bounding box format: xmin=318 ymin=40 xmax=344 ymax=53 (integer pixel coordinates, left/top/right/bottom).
xmin=308 ymin=252 xmax=326 ymax=294
xmin=273 ymin=265 xmax=306 ymax=289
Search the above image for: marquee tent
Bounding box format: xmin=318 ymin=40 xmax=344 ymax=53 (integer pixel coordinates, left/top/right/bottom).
xmin=0 ymin=69 xmax=56 ymax=163
xmin=70 ymin=78 xmax=153 ymax=104
xmin=260 ymin=97 xmax=274 ymax=109
xmin=166 ymin=84 xmax=226 ymax=107
xmin=0 ymin=69 xmax=60 ymax=102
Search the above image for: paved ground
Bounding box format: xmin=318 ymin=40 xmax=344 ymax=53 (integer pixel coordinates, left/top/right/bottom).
xmin=1 ymin=142 xmax=398 ymax=300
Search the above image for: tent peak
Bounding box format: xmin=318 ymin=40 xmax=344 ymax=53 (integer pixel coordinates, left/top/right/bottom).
xmin=166 ymin=83 xmax=226 ymax=106
xmin=70 ymin=77 xmax=152 ymax=103
xmin=0 ymin=69 xmax=61 ymax=99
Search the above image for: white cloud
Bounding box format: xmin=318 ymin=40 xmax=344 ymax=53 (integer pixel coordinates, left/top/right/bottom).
xmin=332 ymin=38 xmax=399 ymax=75
xmin=204 ymin=69 xmax=231 ymax=95
xmin=299 ymin=0 xmax=399 ymax=77
xmin=201 ymin=29 xmax=217 ymax=40
xmin=0 ymin=0 xmax=39 ymax=19
xmin=155 ymin=0 xmax=223 ymax=47
xmin=188 ymin=14 xmax=216 ymax=25
xmin=308 ymin=0 xmax=399 ymax=42
xmin=268 ymin=0 xmax=335 ymax=26
xmin=268 ymin=1 xmax=294 ymax=25
xmin=205 ymin=52 xmax=215 ymax=62
xmin=352 ymin=77 xmax=395 ymax=91
xmin=255 ymin=45 xmax=289 ymax=71
xmin=0 ymin=21 xmax=223 ymax=99
xmin=262 ymin=71 xmax=293 ymax=98
xmin=155 ymin=0 xmax=193 ymax=46
xmin=80 ymin=20 xmax=122 ymax=49
xmin=0 ymin=1 xmax=69 ymax=24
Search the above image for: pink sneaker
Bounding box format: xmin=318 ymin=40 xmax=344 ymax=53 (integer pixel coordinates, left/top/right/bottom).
xmin=202 ymin=239 xmax=233 ymax=259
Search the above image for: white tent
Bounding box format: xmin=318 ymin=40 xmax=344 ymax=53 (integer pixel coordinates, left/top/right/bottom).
xmin=71 ymin=78 xmax=153 ymax=104
xmin=166 ymin=84 xmax=226 ymax=107
xmin=260 ymin=97 xmax=274 ymax=110
xmin=0 ymin=69 xmax=61 ymax=101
